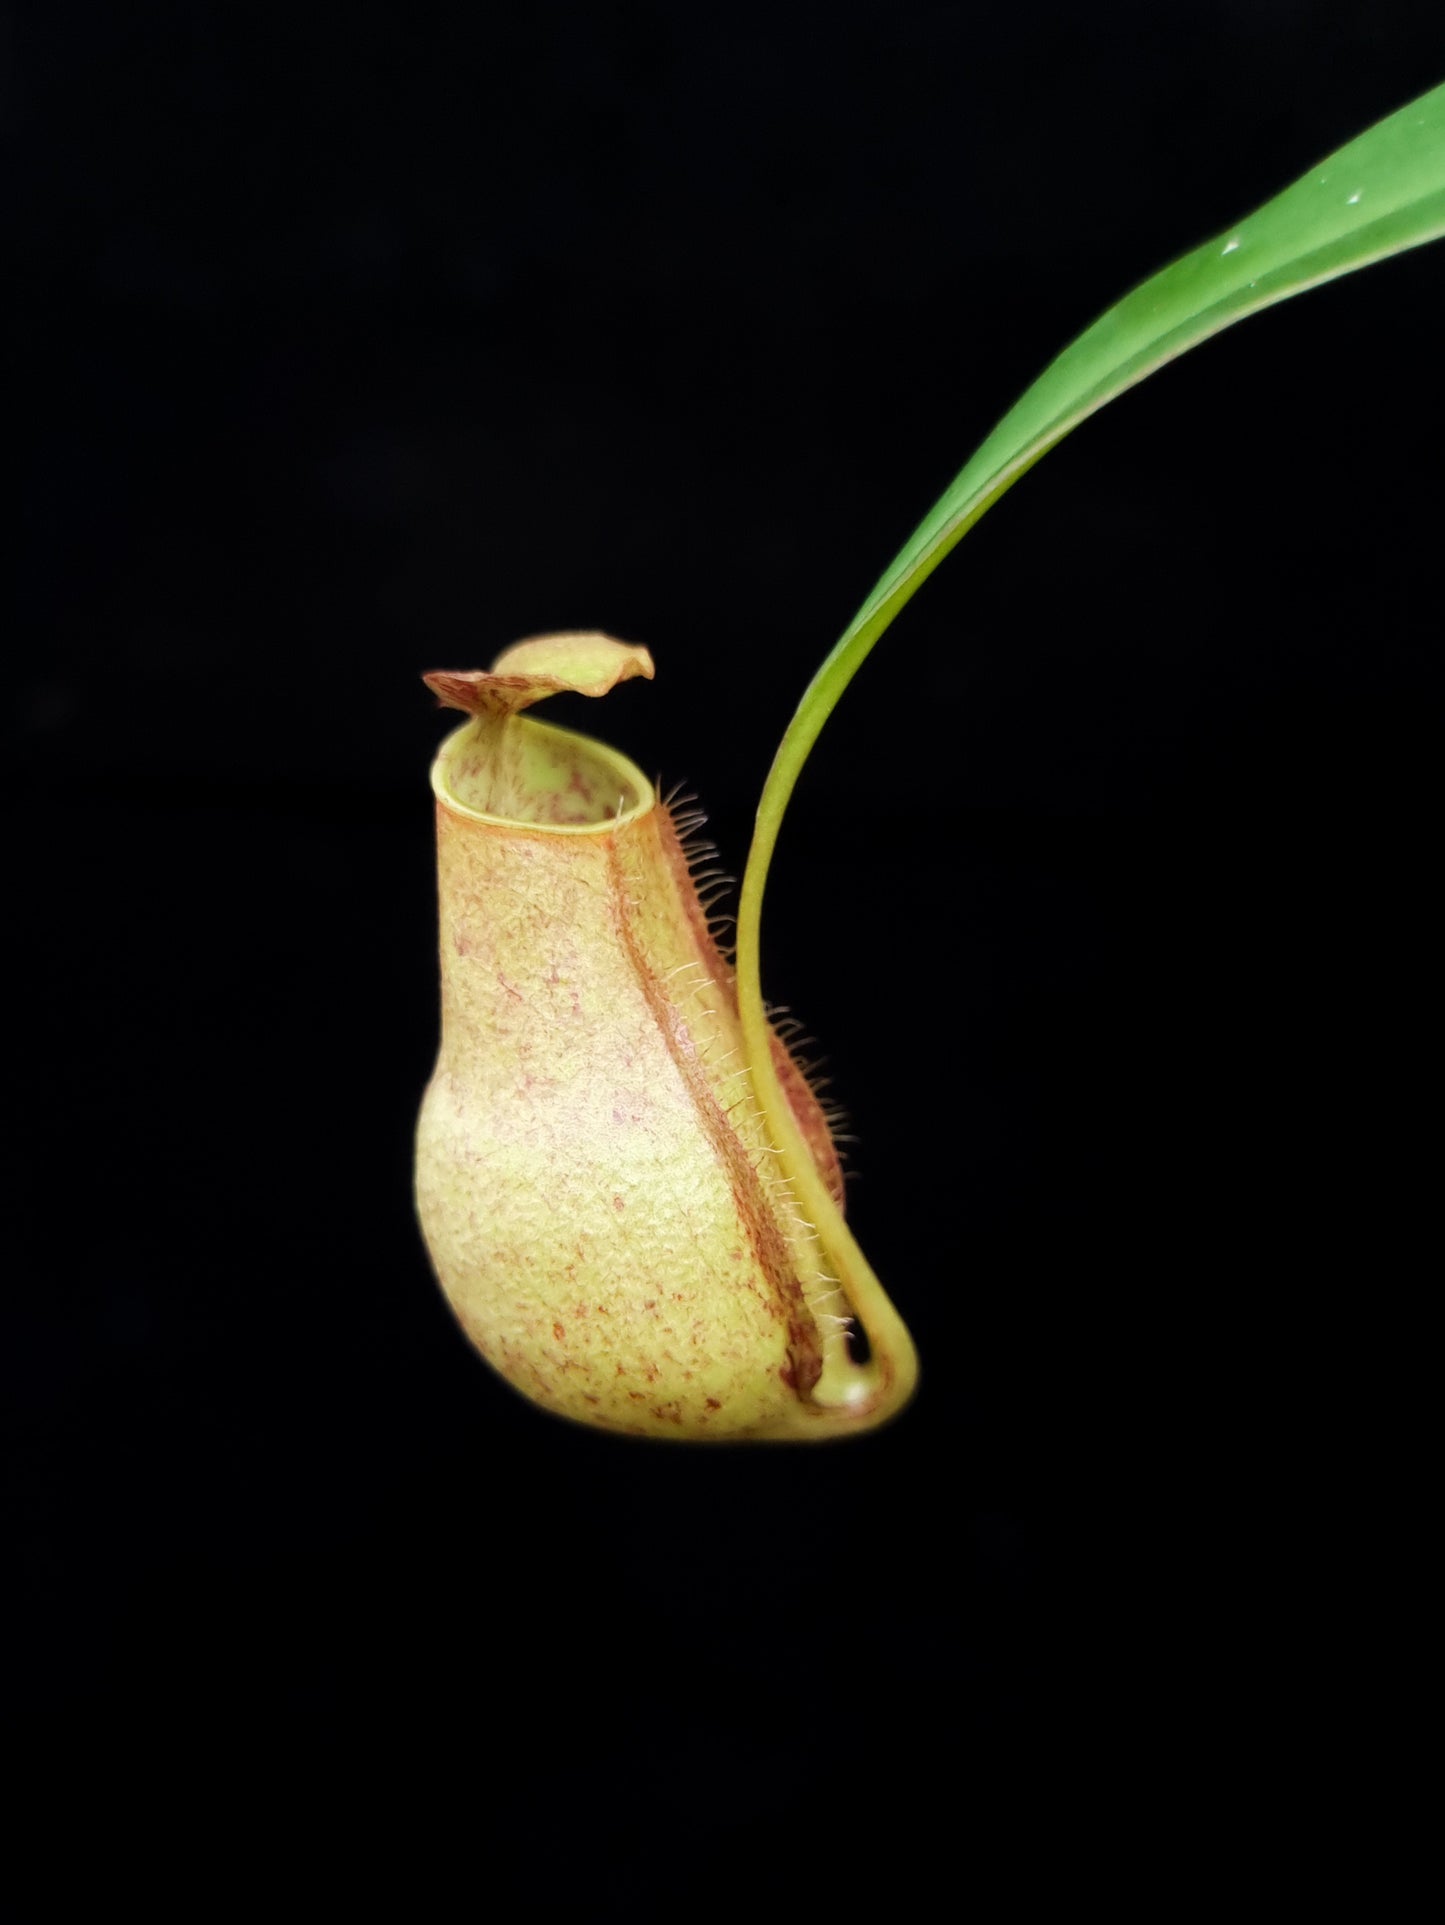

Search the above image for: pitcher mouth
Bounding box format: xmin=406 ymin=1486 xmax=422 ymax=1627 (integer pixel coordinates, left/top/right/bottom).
xmin=431 ymin=714 xmax=656 ymax=833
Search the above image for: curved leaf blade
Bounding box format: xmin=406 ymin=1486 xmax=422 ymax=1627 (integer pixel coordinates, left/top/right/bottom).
xmin=855 ymin=79 xmax=1445 ymax=639
xmin=732 ymin=80 xmax=1445 ymax=1390
xmin=743 ymin=77 xmax=1445 ymax=944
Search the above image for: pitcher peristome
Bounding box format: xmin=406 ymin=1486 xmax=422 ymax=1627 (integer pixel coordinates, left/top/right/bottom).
xmin=414 ymin=633 xmax=918 ymax=1440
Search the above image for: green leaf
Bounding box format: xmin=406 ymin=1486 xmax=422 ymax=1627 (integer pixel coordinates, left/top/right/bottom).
xmin=747 ymin=79 xmax=1445 ymax=915
xmin=853 ymin=81 xmax=1445 ymax=648
xmin=742 ymin=76 xmax=1445 ymax=976
xmin=731 ymin=80 xmax=1445 ymax=1390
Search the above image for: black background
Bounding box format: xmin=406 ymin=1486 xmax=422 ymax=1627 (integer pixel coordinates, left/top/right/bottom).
xmin=10 ymin=0 xmax=1443 ymax=1897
